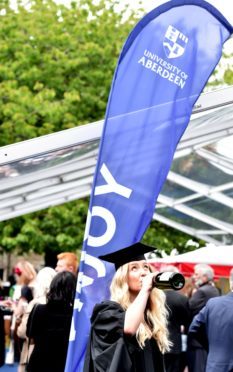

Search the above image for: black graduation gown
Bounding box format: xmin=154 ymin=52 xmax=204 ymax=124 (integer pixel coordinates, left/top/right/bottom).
xmin=84 ymin=300 xmax=165 ymax=372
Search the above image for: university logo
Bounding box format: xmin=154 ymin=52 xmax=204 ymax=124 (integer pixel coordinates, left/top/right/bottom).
xmin=163 ymin=25 xmax=188 ymax=59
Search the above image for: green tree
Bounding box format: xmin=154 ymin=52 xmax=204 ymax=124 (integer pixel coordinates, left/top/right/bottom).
xmin=0 ymin=0 xmax=143 ymax=259
xmin=0 ymin=0 xmax=232 ymax=260
xmin=0 ymin=0 xmax=140 ymax=145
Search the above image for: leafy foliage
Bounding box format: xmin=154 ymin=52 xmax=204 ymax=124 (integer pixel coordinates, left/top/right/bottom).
xmin=0 ymin=0 xmax=139 ymax=145
xmin=0 ymin=0 xmax=141 ymax=258
xmin=143 ymin=220 xmax=204 ymax=256
xmin=0 ymin=0 xmax=231 ymax=260
xmin=0 ymin=199 xmax=89 ymax=256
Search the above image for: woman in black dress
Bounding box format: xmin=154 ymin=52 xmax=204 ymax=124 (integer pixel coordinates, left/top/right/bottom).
xmin=26 ymin=271 xmax=76 ymax=372
xmin=84 ymin=242 xmax=171 ymax=372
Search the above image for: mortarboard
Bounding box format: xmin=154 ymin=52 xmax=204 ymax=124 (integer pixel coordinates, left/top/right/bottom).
xmin=99 ymin=242 xmax=155 ymax=270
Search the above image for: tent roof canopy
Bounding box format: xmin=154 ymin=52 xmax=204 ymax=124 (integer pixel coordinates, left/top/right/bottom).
xmin=149 ymin=244 xmax=233 ymax=278
xmin=0 ymin=85 xmax=233 ymax=245
xmin=151 ymin=244 xmax=233 ymax=266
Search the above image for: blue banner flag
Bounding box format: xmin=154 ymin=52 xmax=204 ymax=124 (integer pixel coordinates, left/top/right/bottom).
xmin=65 ymin=1 xmax=233 ymax=370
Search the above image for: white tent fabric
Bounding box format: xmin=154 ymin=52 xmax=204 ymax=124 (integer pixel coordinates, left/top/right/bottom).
xmin=151 ymin=244 xmax=233 ymax=266
xmin=0 ymin=86 xmax=233 ymax=245
xmin=149 ymin=244 xmax=233 ymax=278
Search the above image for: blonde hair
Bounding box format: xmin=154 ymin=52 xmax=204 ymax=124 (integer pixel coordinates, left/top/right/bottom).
xmin=34 ymin=267 xmax=57 ymax=298
xmin=110 ymin=263 xmax=170 ymax=353
xmin=16 ymin=259 xmax=37 ymax=285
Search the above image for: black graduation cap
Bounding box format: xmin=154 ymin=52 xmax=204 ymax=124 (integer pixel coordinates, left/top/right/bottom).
xmin=99 ymin=242 xmax=154 ymax=270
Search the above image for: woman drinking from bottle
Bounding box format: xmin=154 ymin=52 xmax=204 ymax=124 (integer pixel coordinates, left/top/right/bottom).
xmin=84 ymin=242 xmax=171 ymax=372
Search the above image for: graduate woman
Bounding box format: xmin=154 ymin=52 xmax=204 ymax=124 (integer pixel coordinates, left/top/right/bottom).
xmin=84 ymin=242 xmax=171 ymax=372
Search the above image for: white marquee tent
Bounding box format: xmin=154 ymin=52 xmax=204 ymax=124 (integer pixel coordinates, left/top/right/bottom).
xmin=0 ymin=85 xmax=233 ymax=245
xmin=149 ymin=244 xmax=233 ymax=278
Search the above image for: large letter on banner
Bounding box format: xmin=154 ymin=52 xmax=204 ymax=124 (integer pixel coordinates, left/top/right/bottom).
xmin=65 ymin=1 xmax=233 ymax=371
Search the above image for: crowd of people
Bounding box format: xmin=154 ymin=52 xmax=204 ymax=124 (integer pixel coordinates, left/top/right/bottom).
xmin=0 ymin=252 xmax=78 ymax=372
xmin=0 ymin=245 xmax=232 ymax=372
xmin=83 ymin=243 xmax=232 ymax=372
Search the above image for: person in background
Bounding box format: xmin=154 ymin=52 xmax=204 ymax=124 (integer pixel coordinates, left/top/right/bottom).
xmin=180 ymin=277 xmax=195 ymax=299
xmin=162 ymin=265 xmax=191 ymax=372
xmin=189 ymin=263 xmax=219 ymax=317
xmin=188 ymin=267 xmax=233 ymax=372
xmin=10 ymin=260 xmax=37 ymax=363
xmin=55 ymin=252 xmax=78 ymax=275
xmin=84 ymin=242 xmax=171 ymax=372
xmin=187 ymin=263 xmax=219 ymax=372
xmin=7 ymin=273 xmax=16 ymax=299
xmin=0 ymin=297 xmax=15 ymax=366
xmin=0 ymin=306 xmax=5 ymax=367
xmin=12 ymin=260 xmax=37 ymax=301
xmin=17 ymin=267 xmax=56 ymax=372
xmin=26 ymin=271 xmax=76 ymax=372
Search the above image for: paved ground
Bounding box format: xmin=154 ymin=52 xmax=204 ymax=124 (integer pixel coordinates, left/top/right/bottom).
xmin=1 ymin=350 xmax=18 ymax=371
xmin=0 ymin=364 xmax=18 ymax=371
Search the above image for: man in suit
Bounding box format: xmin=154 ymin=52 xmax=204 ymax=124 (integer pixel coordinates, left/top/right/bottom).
xmin=187 ymin=263 xmax=219 ymax=372
xmin=165 ymin=289 xmax=190 ymax=372
xmin=188 ymin=267 xmax=233 ymax=372
xmin=189 ymin=263 xmax=220 ymax=317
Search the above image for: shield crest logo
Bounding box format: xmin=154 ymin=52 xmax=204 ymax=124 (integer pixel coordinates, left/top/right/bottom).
xmin=163 ymin=25 xmax=188 ymax=59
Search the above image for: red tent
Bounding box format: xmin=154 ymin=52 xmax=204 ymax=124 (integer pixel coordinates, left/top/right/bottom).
xmin=149 ymin=244 xmax=233 ymax=279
